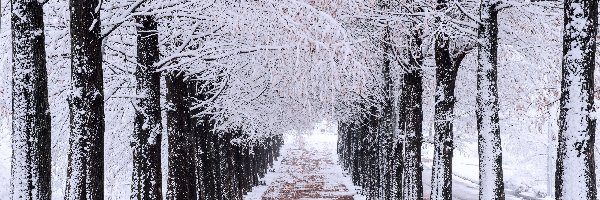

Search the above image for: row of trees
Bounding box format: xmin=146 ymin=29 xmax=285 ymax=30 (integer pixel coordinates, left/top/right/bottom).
xmin=10 ymin=0 xmax=285 ymax=199
xmin=337 ymin=0 xmax=597 ymax=199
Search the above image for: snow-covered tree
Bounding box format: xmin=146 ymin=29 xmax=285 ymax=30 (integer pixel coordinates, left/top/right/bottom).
xmin=555 ymin=0 xmax=597 ymax=199
xmin=430 ymin=0 xmax=474 ymax=199
xmin=131 ymin=12 xmax=162 ymax=199
xmin=476 ymin=0 xmax=505 ymax=198
xmin=10 ymin=0 xmax=51 ymax=199
xmin=65 ymin=0 xmax=105 ymax=199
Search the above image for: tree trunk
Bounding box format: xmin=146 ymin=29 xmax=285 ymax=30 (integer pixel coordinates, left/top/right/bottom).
xmin=401 ymin=69 xmax=424 ymax=200
xmin=401 ymin=24 xmax=424 ymax=200
xmin=476 ymin=1 xmax=505 ymax=199
xmin=430 ymin=34 xmax=458 ymax=200
xmin=166 ymin=71 xmax=196 ymax=200
xmin=65 ymin=0 xmax=105 ymax=198
xmin=131 ymin=14 xmax=162 ymax=200
xmin=11 ymin=0 xmax=52 ymax=199
xmin=430 ymin=1 xmax=466 ymax=196
xmin=555 ymin=0 xmax=597 ymax=198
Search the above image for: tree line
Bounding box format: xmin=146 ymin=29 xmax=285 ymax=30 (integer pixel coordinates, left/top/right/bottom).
xmin=337 ymin=0 xmax=597 ymax=199
xmin=10 ymin=0 xmax=284 ymax=199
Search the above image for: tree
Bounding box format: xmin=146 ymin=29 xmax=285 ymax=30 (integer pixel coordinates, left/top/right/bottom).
xmin=131 ymin=14 xmax=162 ymax=199
xmin=476 ymin=0 xmax=505 ymax=199
xmin=11 ymin=0 xmax=52 ymax=199
xmin=430 ymin=1 xmax=471 ymax=199
xmin=65 ymin=0 xmax=105 ymax=198
xmin=555 ymin=0 xmax=597 ymax=199
xmin=400 ymin=68 xmax=424 ymax=200
xmin=400 ymin=2 xmax=425 ymax=198
xmin=165 ymin=70 xmax=196 ymax=199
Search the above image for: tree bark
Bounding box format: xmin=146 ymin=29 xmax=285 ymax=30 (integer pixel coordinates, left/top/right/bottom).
xmin=166 ymin=71 xmax=196 ymax=200
xmin=65 ymin=0 xmax=105 ymax=198
xmin=555 ymin=0 xmax=597 ymax=199
xmin=401 ymin=69 xmax=424 ymax=200
xmin=476 ymin=0 xmax=505 ymax=199
xmin=11 ymin=0 xmax=52 ymax=199
xmin=131 ymin=14 xmax=162 ymax=200
xmin=430 ymin=1 xmax=467 ymax=197
xmin=430 ymin=34 xmax=458 ymax=200
xmin=401 ymin=24 xmax=424 ymax=200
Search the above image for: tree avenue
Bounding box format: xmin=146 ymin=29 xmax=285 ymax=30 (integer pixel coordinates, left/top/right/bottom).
xmin=4 ymin=0 xmax=599 ymax=199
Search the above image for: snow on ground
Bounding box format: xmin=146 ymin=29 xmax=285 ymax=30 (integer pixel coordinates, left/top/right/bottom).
xmin=422 ymin=144 xmax=545 ymax=199
xmin=244 ymin=123 xmax=366 ymax=200
xmin=0 ymin=118 xmax=10 ymax=199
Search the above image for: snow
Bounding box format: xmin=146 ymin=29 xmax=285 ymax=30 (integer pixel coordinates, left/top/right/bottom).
xmin=244 ymin=123 xmax=366 ymax=200
xmin=0 ymin=119 xmax=10 ymax=199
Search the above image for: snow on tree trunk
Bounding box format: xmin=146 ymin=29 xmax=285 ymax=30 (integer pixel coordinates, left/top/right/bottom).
xmin=65 ymin=0 xmax=105 ymax=199
xmin=11 ymin=0 xmax=52 ymax=199
xmin=380 ymin=24 xmax=396 ymax=199
xmin=476 ymin=0 xmax=505 ymax=199
xmin=430 ymin=30 xmax=460 ymax=200
xmin=190 ymin=77 xmax=217 ymax=199
xmin=165 ymin=71 xmax=196 ymax=200
xmin=555 ymin=0 xmax=597 ymax=199
xmin=401 ymin=69 xmax=424 ymax=200
xmin=131 ymin=14 xmax=162 ymax=200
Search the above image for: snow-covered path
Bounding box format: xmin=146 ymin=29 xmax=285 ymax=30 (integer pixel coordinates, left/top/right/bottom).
xmin=244 ymin=132 xmax=365 ymax=200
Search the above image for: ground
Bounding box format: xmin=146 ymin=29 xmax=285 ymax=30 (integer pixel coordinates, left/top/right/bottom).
xmin=244 ymin=131 xmax=366 ymax=200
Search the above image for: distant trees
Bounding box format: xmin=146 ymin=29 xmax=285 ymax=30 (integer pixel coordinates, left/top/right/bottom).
xmin=65 ymin=0 xmax=106 ymax=199
xmin=11 ymin=0 xmax=52 ymax=199
xmin=555 ymin=0 xmax=597 ymax=199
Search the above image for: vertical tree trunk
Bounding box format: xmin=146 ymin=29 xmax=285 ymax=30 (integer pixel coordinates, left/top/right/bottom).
xmin=380 ymin=24 xmax=396 ymax=199
xmin=430 ymin=1 xmax=466 ymax=197
xmin=131 ymin=14 xmax=162 ymax=200
xmin=477 ymin=0 xmax=505 ymax=199
xmin=65 ymin=0 xmax=105 ymax=199
xmin=191 ymin=77 xmax=217 ymax=200
xmin=430 ymin=33 xmax=458 ymax=200
xmin=11 ymin=0 xmax=51 ymax=199
xmin=166 ymin=71 xmax=196 ymax=200
xmin=401 ymin=69 xmax=424 ymax=200
xmin=555 ymin=0 xmax=597 ymax=198
xmin=401 ymin=24 xmax=424 ymax=200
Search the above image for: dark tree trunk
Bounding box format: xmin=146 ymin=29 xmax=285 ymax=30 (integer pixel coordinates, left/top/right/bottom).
xmin=131 ymin=14 xmax=162 ymax=200
xmin=430 ymin=1 xmax=467 ymax=197
xmin=11 ymin=0 xmax=51 ymax=199
xmin=380 ymin=24 xmax=396 ymax=199
xmin=401 ymin=25 xmax=424 ymax=200
xmin=65 ymin=0 xmax=105 ymax=198
xmin=555 ymin=0 xmax=597 ymax=198
xmin=401 ymin=69 xmax=424 ymax=200
xmin=476 ymin=1 xmax=505 ymax=199
xmin=430 ymin=35 xmax=460 ymax=200
xmin=166 ymin=71 xmax=196 ymax=200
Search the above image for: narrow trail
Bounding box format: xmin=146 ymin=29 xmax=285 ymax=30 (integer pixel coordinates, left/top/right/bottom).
xmin=244 ymin=132 xmax=365 ymax=200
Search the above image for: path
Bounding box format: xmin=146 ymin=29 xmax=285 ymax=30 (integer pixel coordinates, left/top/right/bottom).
xmin=244 ymin=132 xmax=365 ymax=200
